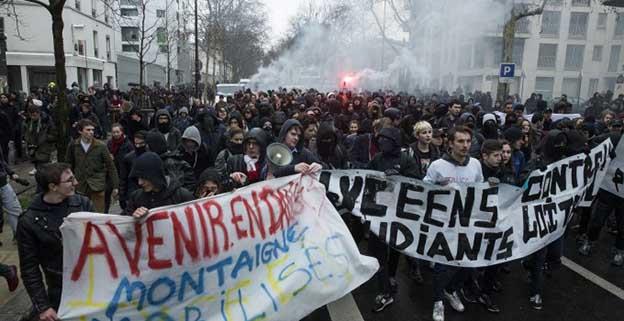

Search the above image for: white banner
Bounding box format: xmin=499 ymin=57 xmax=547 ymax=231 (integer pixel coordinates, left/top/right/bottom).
xmin=601 ymin=138 xmax=624 ymax=199
xmin=320 ymin=139 xmax=612 ymax=267
xmin=58 ymin=175 xmax=379 ymax=321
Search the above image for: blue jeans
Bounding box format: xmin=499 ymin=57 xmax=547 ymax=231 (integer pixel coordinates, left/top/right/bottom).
xmin=1 ymin=183 xmax=23 ymax=236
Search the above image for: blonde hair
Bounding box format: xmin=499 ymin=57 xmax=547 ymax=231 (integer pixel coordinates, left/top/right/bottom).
xmin=413 ymin=121 xmax=432 ymax=136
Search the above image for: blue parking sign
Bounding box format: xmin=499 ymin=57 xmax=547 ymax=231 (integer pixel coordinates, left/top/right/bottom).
xmin=499 ymin=63 xmax=515 ymax=78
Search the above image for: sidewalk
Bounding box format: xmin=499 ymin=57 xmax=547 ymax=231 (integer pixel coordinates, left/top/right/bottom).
xmin=0 ymin=159 xmax=38 ymax=321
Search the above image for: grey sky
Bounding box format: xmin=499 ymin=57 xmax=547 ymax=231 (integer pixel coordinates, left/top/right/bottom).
xmin=261 ymin=0 xmax=301 ymax=44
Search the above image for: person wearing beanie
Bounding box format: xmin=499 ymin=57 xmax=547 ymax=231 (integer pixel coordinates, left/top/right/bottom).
xmin=124 ymin=152 xmax=194 ymax=218
xmin=195 ymin=167 xmax=228 ymax=198
xmin=174 ymin=107 xmax=193 ymax=133
xmin=180 ymin=125 xmax=213 ymax=179
xmin=503 ymin=126 xmax=525 ymax=181
xmin=383 ymin=107 xmax=402 ymax=127
xmin=146 ymin=131 xmax=195 ymax=191
xmin=366 ymin=126 xmax=418 ymax=313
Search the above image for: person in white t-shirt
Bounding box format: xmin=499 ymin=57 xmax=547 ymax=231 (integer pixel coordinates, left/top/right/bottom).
xmin=424 ymin=125 xmax=483 ymax=321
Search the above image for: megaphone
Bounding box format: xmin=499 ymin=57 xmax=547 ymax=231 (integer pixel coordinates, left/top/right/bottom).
xmin=266 ymin=143 xmax=293 ymax=174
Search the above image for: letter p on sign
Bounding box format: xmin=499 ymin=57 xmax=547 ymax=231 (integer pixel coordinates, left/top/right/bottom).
xmin=499 ymin=63 xmax=515 ymax=78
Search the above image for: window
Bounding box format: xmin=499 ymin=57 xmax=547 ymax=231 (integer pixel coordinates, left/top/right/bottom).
xmin=569 ymin=12 xmax=588 ymax=39
xmin=91 ymin=0 xmax=96 ymax=17
xmin=572 ymin=0 xmax=589 ymax=6
xmin=107 ymin=76 xmax=114 ymax=86
xmin=616 ymin=13 xmax=624 ymax=37
xmin=474 ymin=44 xmax=485 ymax=68
xmin=159 ymin=45 xmax=168 ymax=53
xmin=156 ymin=9 xmax=165 ymax=18
xmin=459 ymin=44 xmax=471 ymax=70
xmin=562 ymin=78 xmax=581 ymax=97
xmin=537 ymin=43 xmax=557 ymax=69
xmin=541 ymin=11 xmax=561 ymax=37
xmin=120 ymin=0 xmax=137 ymax=5
xmin=513 ymin=38 xmax=525 ymax=67
xmin=92 ymin=31 xmax=99 ymax=58
xmin=77 ymin=40 xmax=86 ymax=56
xmin=93 ymin=70 xmax=102 ymax=86
xmin=121 ymin=8 xmax=139 ymax=16
xmin=535 ymin=77 xmax=554 ymax=101
xmin=121 ymin=27 xmax=139 ymax=41
xmin=588 ymin=78 xmax=599 ymax=96
xmin=106 ymin=35 xmax=111 ymax=61
xmin=604 ymin=77 xmax=616 ymax=91
xmin=548 ymin=0 xmax=563 ymax=5
xmin=157 ymin=27 xmax=167 ymax=43
xmin=609 ymin=45 xmax=622 ymax=72
xmin=564 ymin=45 xmax=584 ymax=71
xmin=593 ymin=45 xmax=603 ymax=62
xmin=598 ymin=13 xmax=607 ymax=30
xmin=122 ymin=44 xmax=139 ymax=52
xmin=75 ymin=0 xmax=81 ymax=10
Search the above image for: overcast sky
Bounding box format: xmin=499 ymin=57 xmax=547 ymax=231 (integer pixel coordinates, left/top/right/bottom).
xmin=261 ymin=0 xmax=301 ymax=44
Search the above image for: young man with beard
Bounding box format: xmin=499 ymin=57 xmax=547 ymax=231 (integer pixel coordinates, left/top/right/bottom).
xmin=17 ymin=163 xmax=94 ymax=321
xmin=151 ymin=109 xmax=182 ymax=152
xmin=367 ymin=127 xmax=419 ymax=312
xmin=424 ymin=126 xmax=483 ymax=321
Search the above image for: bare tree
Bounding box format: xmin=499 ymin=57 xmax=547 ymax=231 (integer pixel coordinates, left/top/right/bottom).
xmin=0 ymin=0 xmax=71 ymax=161
xmin=497 ymin=0 xmax=548 ymax=101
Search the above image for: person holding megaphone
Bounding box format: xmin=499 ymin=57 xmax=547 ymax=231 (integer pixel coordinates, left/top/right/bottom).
xmin=271 ymin=119 xmax=322 ymax=178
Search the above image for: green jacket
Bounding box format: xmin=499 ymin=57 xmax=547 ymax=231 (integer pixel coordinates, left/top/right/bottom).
xmin=23 ymin=114 xmax=58 ymax=163
xmin=66 ymin=138 xmax=118 ymax=193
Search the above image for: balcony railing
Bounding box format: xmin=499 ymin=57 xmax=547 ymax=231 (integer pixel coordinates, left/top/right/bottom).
xmin=538 ymin=56 xmax=557 ymax=68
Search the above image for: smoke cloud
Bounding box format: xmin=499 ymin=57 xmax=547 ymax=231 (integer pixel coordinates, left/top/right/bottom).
xmin=252 ymin=0 xmax=513 ymax=91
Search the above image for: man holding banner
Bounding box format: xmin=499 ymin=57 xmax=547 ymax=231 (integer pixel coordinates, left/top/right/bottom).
xmin=424 ymin=126 xmax=483 ymax=321
xmin=16 ymin=163 xmax=95 ymax=321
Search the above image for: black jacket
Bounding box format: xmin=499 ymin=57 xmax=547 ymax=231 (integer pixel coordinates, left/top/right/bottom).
xmin=273 ymin=119 xmax=320 ymax=177
xmin=124 ymin=180 xmax=194 ymax=215
xmin=16 ymin=194 xmax=94 ymax=313
xmin=316 ymin=123 xmax=349 ymax=169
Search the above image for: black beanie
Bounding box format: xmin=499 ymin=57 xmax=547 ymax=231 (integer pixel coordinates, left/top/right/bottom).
xmin=504 ymin=126 xmax=523 ymax=143
xmin=146 ymin=132 xmax=168 ymax=156
xmin=129 ymin=152 xmax=167 ymax=191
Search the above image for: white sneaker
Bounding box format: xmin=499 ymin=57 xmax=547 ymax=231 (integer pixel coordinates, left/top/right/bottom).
xmin=433 ymin=301 xmax=444 ymax=321
xmin=29 ymin=169 xmax=37 ymax=176
xmin=444 ymin=290 xmax=465 ymax=312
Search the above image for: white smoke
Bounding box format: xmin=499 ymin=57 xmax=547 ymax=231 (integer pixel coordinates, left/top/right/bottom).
xmin=252 ymin=0 xmax=514 ymax=91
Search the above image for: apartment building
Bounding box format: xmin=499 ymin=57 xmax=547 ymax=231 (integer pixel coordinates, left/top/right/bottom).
xmin=434 ymin=0 xmax=624 ymax=101
xmin=4 ymin=0 xmax=117 ymax=92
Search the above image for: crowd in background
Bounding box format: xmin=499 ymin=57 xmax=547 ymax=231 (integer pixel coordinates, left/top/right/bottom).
xmin=1 ymin=83 xmax=624 ymax=321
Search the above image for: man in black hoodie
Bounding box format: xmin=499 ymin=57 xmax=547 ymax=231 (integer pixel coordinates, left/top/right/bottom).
xmin=146 ymin=132 xmax=195 ymax=191
xmin=272 ymin=119 xmax=322 ymax=177
xmin=366 ymin=127 xmax=418 ymax=313
xmin=124 ymin=152 xmax=194 ymax=217
xmin=151 ymin=109 xmax=182 ymax=152
xmin=119 ymin=130 xmax=147 ymax=209
xmin=316 ymin=123 xmax=348 ymax=169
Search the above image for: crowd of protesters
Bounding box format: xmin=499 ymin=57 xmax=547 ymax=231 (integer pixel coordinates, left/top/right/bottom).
xmin=0 ymin=82 xmax=623 ymax=321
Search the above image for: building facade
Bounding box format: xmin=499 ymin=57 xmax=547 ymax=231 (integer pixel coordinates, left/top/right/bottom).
xmin=433 ymin=0 xmax=624 ymax=102
xmin=5 ymin=0 xmax=117 ymax=93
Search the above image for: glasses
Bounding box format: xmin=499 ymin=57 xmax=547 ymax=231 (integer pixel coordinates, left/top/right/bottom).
xmin=59 ymin=176 xmax=77 ymax=184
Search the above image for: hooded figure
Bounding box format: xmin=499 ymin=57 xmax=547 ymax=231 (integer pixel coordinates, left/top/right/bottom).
xmin=316 ymin=123 xmax=348 ymax=169
xmin=195 ymin=167 xmax=229 ymax=198
xmin=226 ymin=128 xmax=270 ymax=185
xmin=151 ymin=109 xmax=182 ymax=152
xmin=273 ymin=119 xmax=320 ymax=178
xmin=368 ymin=127 xmax=419 ymax=177
xmin=124 ymin=152 xmax=194 ymax=216
xmin=146 ymin=132 xmax=195 ymax=190
xmin=195 ymin=109 xmax=226 ymax=157
xmin=180 ymin=126 xmax=213 ymax=179
xmin=481 ymin=113 xmax=500 ymax=140
xmin=174 ymin=107 xmax=193 ymax=133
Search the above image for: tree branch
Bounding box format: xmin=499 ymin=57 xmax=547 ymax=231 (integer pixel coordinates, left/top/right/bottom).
xmin=387 ymin=0 xmax=410 ymax=32
xmin=369 ymin=1 xmax=401 ymax=55
xmin=22 ymin=0 xmax=50 ymax=10
xmin=514 ymin=0 xmax=548 ymax=20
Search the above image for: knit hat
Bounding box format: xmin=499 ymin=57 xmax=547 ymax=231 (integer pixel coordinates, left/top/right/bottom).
xmin=129 ymin=152 xmax=167 ymax=191
xmin=482 ymin=113 xmax=497 ymax=126
xmin=503 ymin=126 xmax=523 ymax=143
xmin=383 ymin=107 xmax=402 ymax=121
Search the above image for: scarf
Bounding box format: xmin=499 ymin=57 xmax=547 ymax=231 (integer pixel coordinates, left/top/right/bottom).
xmin=244 ymin=155 xmax=260 ymax=183
xmin=110 ymin=135 xmax=126 ymax=156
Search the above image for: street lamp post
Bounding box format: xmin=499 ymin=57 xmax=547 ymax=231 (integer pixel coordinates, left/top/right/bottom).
xmin=194 ymin=0 xmax=199 ymax=99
